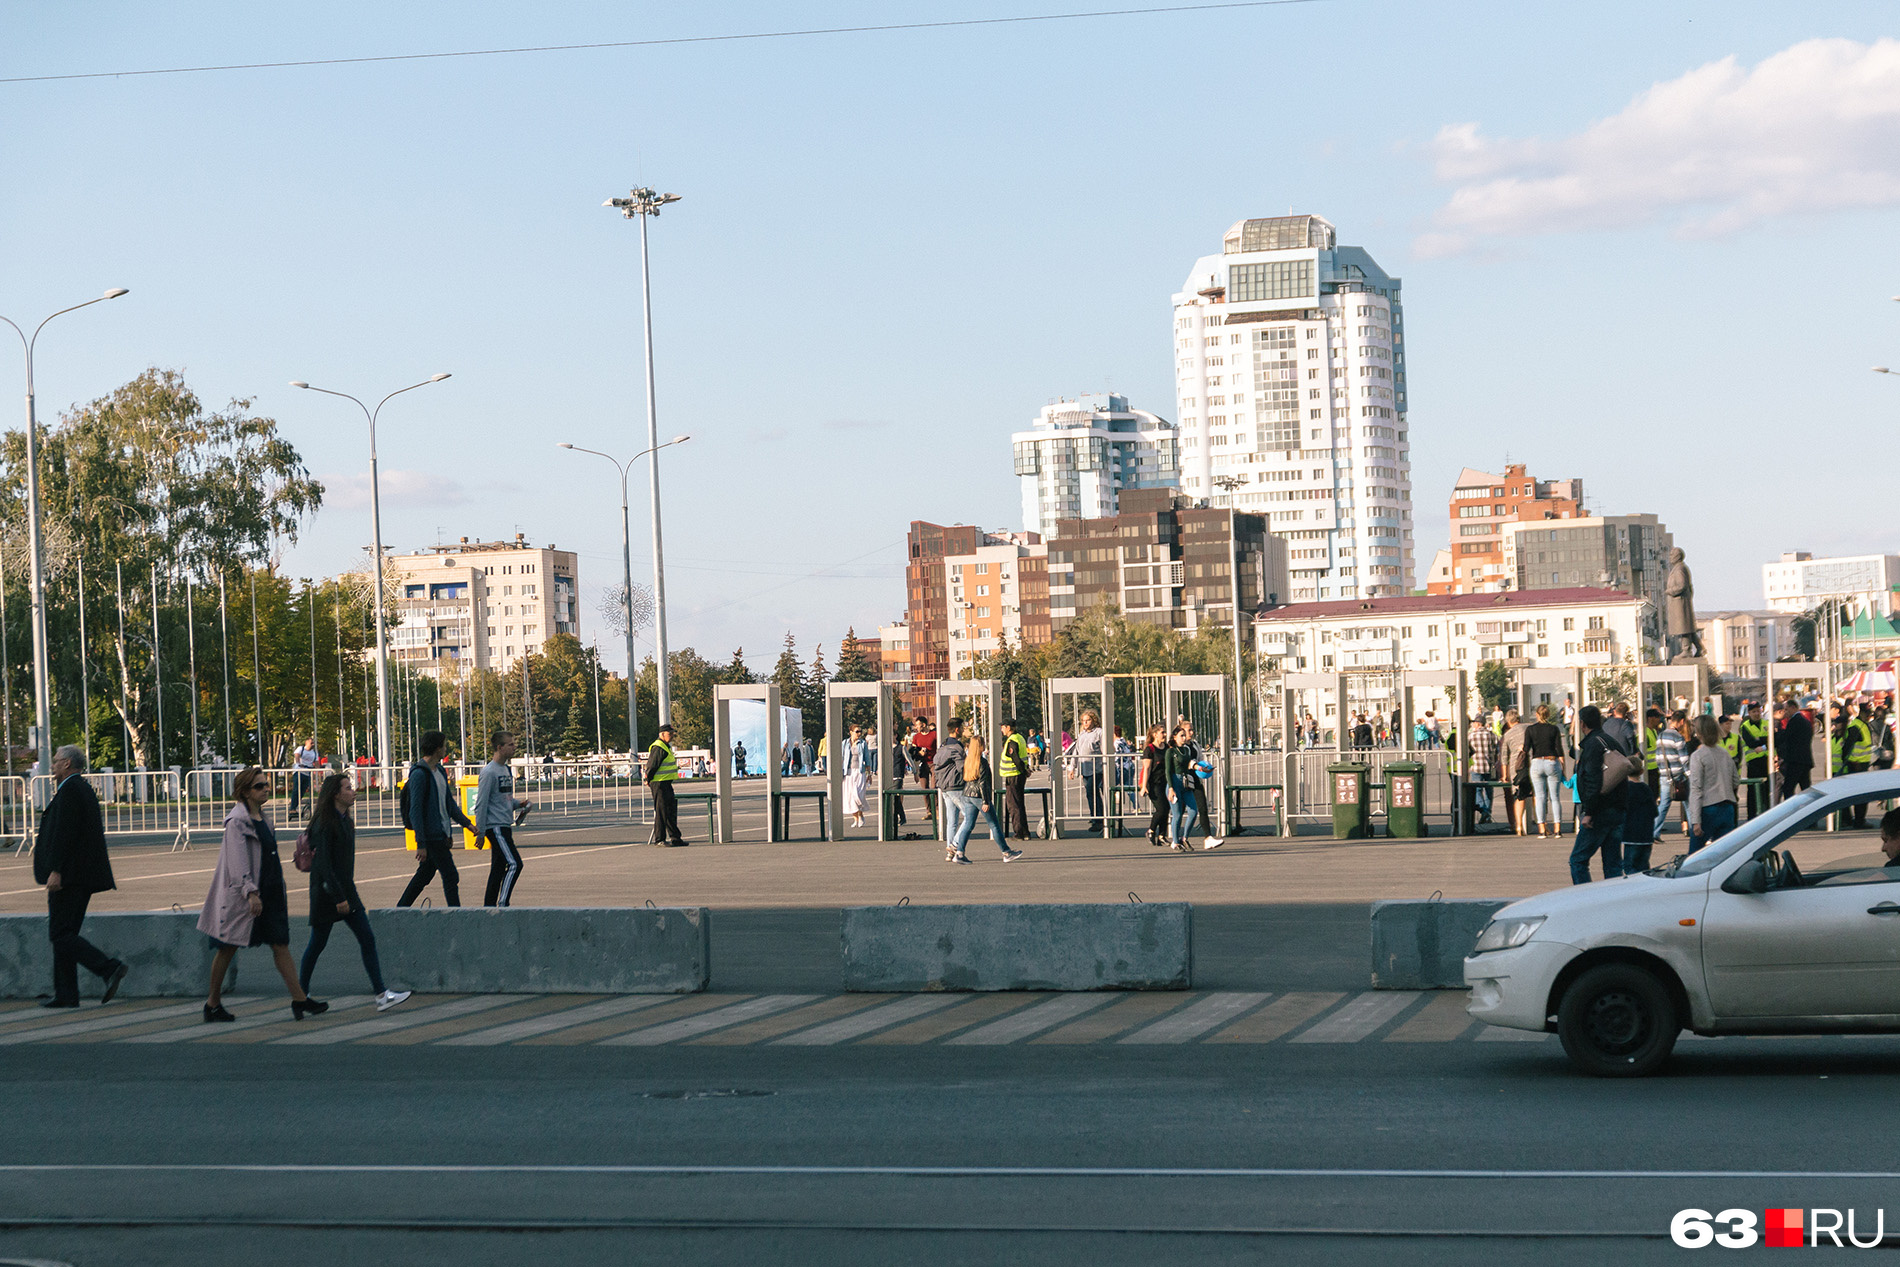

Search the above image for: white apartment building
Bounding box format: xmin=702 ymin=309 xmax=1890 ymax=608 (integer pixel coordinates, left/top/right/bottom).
xmin=1697 ymin=610 xmax=1798 ymax=679
xmin=1011 ymin=393 xmax=1179 ymax=538
xmin=1256 ymin=588 xmax=1654 ymax=676
xmin=385 ymin=535 xmax=580 ymax=679
xmin=1762 ymin=551 xmax=1900 ymax=616
xmin=945 ymin=535 xmax=1049 ymax=670
xmin=1171 ymin=213 xmax=1413 ymax=601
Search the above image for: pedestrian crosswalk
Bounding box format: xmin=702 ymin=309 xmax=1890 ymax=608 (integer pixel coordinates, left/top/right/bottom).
xmin=0 ymin=989 xmax=1551 ymax=1049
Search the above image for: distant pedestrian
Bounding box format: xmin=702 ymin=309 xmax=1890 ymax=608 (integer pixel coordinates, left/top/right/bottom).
xmin=1071 ymin=709 xmax=1105 ymax=833
xmin=33 ymin=745 xmax=128 ymax=1009
xmin=291 ymin=736 xmax=321 ymax=814
xmin=1140 ymin=723 xmax=1170 ymax=847
xmin=1571 ymin=706 xmax=1629 ymax=884
xmin=1498 ymin=708 xmax=1529 ymax=835
xmin=889 ymin=727 xmax=909 ymax=827
xmin=198 ymin=767 xmax=326 ymax=1022
xmin=645 ymin=722 xmax=687 ymax=846
xmin=733 ymin=741 xmax=747 ymax=779
xmin=299 ymin=772 xmax=410 ymax=1012
xmin=1468 ymin=717 xmax=1499 ymax=825
xmin=964 ymin=735 xmax=1023 ymax=861
xmin=397 ymin=731 xmax=480 ymax=904
xmin=476 ymin=730 xmax=531 ymax=906
xmin=841 ymin=724 xmax=871 ymax=828
xmin=935 ymin=716 xmax=974 ymax=863
xmin=1685 ymin=714 xmax=1737 ymax=852
xmin=1000 ymin=718 xmax=1032 ymax=841
xmin=1164 ymin=723 xmax=1199 ymax=851
xmin=1776 ymin=701 xmax=1815 ymax=799
xmin=1524 ymin=704 xmax=1567 ymax=838
xmin=908 ymin=715 xmax=938 ymax=823
xmin=1178 ymin=719 xmax=1222 ymax=850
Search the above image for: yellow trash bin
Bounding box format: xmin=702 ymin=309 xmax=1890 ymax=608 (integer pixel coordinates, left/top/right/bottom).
xmin=402 ymin=773 xmax=485 ymax=851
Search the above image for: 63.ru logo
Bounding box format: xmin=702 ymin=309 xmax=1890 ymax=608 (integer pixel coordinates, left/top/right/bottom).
xmin=1671 ymin=1208 xmax=1887 ymax=1248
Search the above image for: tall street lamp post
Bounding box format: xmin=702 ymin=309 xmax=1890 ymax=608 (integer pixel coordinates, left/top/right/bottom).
xmin=558 ymin=435 xmax=690 ymax=761
xmin=1 ymin=288 xmax=129 ymax=777
xmin=605 ymin=186 xmax=681 ymax=723
xmin=289 ymin=374 xmax=451 ymax=771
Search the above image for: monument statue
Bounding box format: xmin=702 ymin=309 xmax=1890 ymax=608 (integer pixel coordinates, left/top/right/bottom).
xmin=1664 ymin=547 xmax=1704 ymax=663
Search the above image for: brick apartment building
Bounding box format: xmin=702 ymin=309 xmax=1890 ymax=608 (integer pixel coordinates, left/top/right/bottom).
xmin=1429 ymin=463 xmax=1583 ymax=595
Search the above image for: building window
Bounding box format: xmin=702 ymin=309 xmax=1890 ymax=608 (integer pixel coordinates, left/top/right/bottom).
xmin=1588 ymin=615 xmax=1605 ymax=630
xmin=1228 ymin=261 xmax=1314 ymax=303
xmin=1538 ymin=644 xmax=1549 ymax=657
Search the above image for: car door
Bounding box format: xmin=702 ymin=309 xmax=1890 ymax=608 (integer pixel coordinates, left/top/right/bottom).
xmin=1702 ymin=868 xmax=1900 ymax=1019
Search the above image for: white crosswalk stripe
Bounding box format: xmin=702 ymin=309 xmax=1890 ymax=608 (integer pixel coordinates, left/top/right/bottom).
xmin=439 ymin=995 xmax=674 ymax=1046
xmin=1289 ymin=991 xmax=1422 ymax=1043
xmin=123 ymin=995 xmax=377 ymax=1043
xmin=1119 ymin=992 xmax=1271 ymax=1044
xmin=0 ymin=998 xmax=257 ymax=1045
xmin=771 ymin=995 xmax=960 ymax=1046
xmin=1475 ymin=1025 xmax=1548 ymax=1042
xmin=272 ymin=995 xmax=525 ymax=1045
xmin=602 ymin=995 xmax=819 ymax=1046
xmin=946 ymin=994 xmax=1115 ymax=1045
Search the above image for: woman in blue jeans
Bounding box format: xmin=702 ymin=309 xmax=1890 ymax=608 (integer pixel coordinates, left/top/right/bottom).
xmin=1522 ymin=704 xmax=1568 ymax=838
xmin=1164 ymin=725 xmax=1199 ymax=850
xmin=1685 ymin=715 xmax=1738 ymax=853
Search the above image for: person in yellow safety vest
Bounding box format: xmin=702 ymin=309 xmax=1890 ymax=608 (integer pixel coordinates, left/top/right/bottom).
xmin=1718 ymin=715 xmax=1741 ymax=764
xmin=1737 ymin=702 xmax=1770 ymax=819
xmin=644 ymin=722 xmax=687 ymax=847
xmin=1843 ymin=703 xmax=1876 ymax=828
xmin=1643 ymin=707 xmax=1664 ymax=800
xmin=999 ymin=717 xmax=1033 ymax=842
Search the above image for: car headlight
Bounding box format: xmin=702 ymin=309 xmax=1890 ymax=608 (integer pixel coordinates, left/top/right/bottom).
xmin=1471 ymin=917 xmax=1546 ymax=955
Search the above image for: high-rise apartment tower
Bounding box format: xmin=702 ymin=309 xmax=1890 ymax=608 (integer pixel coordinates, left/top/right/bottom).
xmin=1171 ymin=214 xmax=1413 ymax=600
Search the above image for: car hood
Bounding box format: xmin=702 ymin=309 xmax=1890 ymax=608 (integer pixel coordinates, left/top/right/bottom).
xmin=1490 ymin=870 xmax=1697 ymax=927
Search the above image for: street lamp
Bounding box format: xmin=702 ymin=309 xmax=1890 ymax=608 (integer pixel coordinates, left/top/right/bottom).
xmin=558 ymin=434 xmax=690 ymax=760
xmin=0 ymin=287 xmax=129 ymax=778
xmin=605 ymin=185 xmax=682 ymax=723
xmin=289 ymin=373 xmax=451 ymax=772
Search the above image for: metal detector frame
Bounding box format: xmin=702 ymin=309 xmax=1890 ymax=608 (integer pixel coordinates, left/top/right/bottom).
xmin=1516 ymin=668 xmax=1585 ymax=746
xmin=1403 ymin=669 xmax=1471 ymax=836
xmin=825 ymin=681 xmax=896 ymax=842
xmin=713 ymin=683 xmax=783 ymax=843
xmin=1044 ymin=676 xmax=1114 ymax=839
xmin=932 ymin=680 xmax=1003 ymax=843
xmin=1764 ymin=662 xmax=1835 ymax=812
xmin=1167 ymin=673 xmax=1231 ymax=833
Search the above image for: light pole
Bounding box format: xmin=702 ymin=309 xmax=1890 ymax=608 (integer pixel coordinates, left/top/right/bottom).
xmin=1 ymin=287 xmax=129 ymax=776
xmin=290 ymin=374 xmax=450 ymax=771
xmin=558 ymin=434 xmax=690 ymax=758
xmin=605 ymin=186 xmax=681 ymax=723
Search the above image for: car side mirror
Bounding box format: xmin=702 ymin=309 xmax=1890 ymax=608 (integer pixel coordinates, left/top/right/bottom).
xmin=1722 ymin=858 xmax=1769 ymax=895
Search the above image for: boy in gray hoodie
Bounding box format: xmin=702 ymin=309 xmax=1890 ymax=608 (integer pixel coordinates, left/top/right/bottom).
xmin=475 ymin=730 xmax=531 ymax=907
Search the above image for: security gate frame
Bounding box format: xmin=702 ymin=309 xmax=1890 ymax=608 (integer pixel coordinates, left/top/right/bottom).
xmin=1044 ymin=676 xmax=1114 ymax=839
xmin=826 ymin=681 xmax=896 ymax=841
xmin=1516 ymin=668 xmax=1585 ymax=745
xmin=713 ymin=683 xmax=783 ymax=843
xmin=1402 ymin=670 xmax=1470 ymax=836
xmin=1167 ymin=673 xmax=1231 ymax=834
xmin=934 ymin=680 xmax=1003 ymax=843
xmin=1764 ymin=662 xmax=1835 ymax=810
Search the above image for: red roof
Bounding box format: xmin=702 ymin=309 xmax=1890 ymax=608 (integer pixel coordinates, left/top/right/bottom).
xmin=1254 ymin=587 xmax=1642 ymax=622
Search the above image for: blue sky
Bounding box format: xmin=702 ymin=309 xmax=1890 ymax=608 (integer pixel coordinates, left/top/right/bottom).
xmin=5 ymin=1 xmax=1898 ymax=673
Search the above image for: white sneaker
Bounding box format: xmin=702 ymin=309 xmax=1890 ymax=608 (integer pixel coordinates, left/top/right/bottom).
xmin=376 ymin=990 xmax=412 ymax=1012
xmin=1203 ymin=837 xmax=1224 ymax=850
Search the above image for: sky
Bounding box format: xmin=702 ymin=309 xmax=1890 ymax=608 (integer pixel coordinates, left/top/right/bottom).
xmin=4 ymin=1 xmax=1898 ymax=675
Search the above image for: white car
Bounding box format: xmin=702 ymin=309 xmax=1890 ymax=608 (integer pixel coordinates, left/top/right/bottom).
xmin=1466 ymin=771 xmax=1900 ymax=1076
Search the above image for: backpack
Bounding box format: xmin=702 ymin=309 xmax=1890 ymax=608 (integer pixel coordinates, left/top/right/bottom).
xmin=292 ymin=828 xmax=314 ymax=873
xmin=398 ymin=766 xmax=416 ymax=832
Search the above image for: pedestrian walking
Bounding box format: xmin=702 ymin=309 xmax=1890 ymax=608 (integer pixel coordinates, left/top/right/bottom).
xmin=1164 ymin=723 xmax=1199 ymax=851
xmin=298 ymin=772 xmax=410 ymax=1011
xmin=1071 ymin=709 xmax=1105 ymax=833
xmin=198 ymin=766 xmax=326 ymax=1022
xmin=964 ymin=735 xmax=1023 ymax=861
xmin=908 ymin=715 xmax=938 ymax=823
xmin=1139 ymin=723 xmax=1170 ymax=846
xmin=397 ymin=731 xmax=480 ymax=905
xmin=1524 ymin=704 xmax=1567 ymax=838
xmin=935 ymin=716 xmax=975 ymax=863
xmin=476 ymin=730 xmax=531 ymax=906
xmin=645 ymin=722 xmax=687 ymax=846
xmin=33 ymin=745 xmax=128 ymax=1008
xmin=889 ymin=726 xmax=909 ymax=827
xmin=1179 ymin=719 xmax=1223 ymax=849
xmin=1644 ymin=711 xmax=1691 ymax=866
xmin=290 ymin=735 xmax=321 ymax=815
xmin=1570 ymin=706 xmax=1630 ymax=884
xmin=999 ymin=718 xmax=1032 ymax=841
xmin=841 ymin=724 xmax=871 ymax=828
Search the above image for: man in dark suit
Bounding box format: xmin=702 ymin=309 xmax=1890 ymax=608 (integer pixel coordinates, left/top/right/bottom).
xmin=34 ymin=745 xmax=127 ymax=1008
xmin=1775 ymin=701 xmax=1815 ymax=800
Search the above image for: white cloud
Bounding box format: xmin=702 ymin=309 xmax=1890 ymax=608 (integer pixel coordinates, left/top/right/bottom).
xmin=322 ymin=468 xmax=468 ymax=511
xmin=1417 ymin=38 xmax=1900 ymax=257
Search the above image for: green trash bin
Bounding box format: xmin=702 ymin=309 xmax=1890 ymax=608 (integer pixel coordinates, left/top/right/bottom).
xmin=1384 ymin=760 xmax=1426 ymax=838
xmin=1327 ymin=761 xmax=1370 ymax=839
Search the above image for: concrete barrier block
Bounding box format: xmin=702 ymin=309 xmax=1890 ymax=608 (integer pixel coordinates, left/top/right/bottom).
xmin=1370 ymin=899 xmax=1514 ymax=989
xmin=0 ymin=907 xmax=709 ymax=998
xmin=841 ymin=903 xmax=1191 ymax=992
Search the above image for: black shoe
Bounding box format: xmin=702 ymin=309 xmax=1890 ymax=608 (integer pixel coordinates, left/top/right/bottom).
xmin=39 ymin=998 xmax=79 ymax=1009
xmin=100 ymin=961 xmax=128 ymax=1005
xmin=291 ymin=997 xmax=330 ymax=1021
xmin=203 ymin=1003 xmax=235 ymax=1023
xmin=664 ymin=839 xmax=689 ymax=847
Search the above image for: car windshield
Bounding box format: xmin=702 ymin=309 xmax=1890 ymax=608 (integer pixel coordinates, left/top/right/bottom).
xmin=1672 ymin=787 xmax=1828 ymax=877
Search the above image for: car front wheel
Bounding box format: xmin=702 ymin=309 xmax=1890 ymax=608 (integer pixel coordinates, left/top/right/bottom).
xmin=1556 ymin=963 xmax=1680 ymax=1078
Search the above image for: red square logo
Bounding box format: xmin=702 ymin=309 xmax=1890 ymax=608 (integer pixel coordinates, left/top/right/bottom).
xmin=1765 ymin=1208 xmax=1804 ymax=1248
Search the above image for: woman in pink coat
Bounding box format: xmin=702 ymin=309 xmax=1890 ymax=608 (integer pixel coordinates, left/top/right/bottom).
xmin=197 ymin=766 xmax=328 ymax=1023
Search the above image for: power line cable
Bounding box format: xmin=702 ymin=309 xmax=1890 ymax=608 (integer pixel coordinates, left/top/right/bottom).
xmin=0 ymin=1 xmax=1322 ymax=85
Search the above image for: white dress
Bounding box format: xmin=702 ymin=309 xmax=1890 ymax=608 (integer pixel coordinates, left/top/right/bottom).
xmin=842 ymin=740 xmax=868 ymax=816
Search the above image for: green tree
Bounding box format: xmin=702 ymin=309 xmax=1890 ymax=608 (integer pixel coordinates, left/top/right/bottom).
xmin=832 ymin=628 xmax=878 ymax=729
xmin=770 ymin=633 xmax=803 ymax=717
xmin=802 ymin=644 xmax=830 ymax=742
xmin=1475 ymin=660 xmax=1512 ymax=712
xmin=722 ymin=646 xmax=755 ymax=685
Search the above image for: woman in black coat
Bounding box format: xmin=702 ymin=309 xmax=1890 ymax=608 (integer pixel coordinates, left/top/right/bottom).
xmin=298 ymin=773 xmax=409 ymax=1012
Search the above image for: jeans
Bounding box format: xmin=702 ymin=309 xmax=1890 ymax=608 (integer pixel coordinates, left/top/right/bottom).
xmin=1652 ymin=776 xmax=1674 ymax=841
xmin=1078 ymin=760 xmax=1102 ymax=829
xmin=1693 ymin=801 xmax=1737 ymax=851
xmin=943 ymin=790 xmax=980 ymax=854
xmin=1530 ymin=758 xmax=1563 ymax=825
xmin=1472 ymin=782 xmax=1492 ymax=819
xmin=1570 ymin=800 xmax=1625 ymax=884
xmin=1168 ymin=773 xmax=1199 ymax=842
xmin=299 ymin=908 xmax=386 ymax=995
xmin=976 ymin=799 xmax=1014 ymax=854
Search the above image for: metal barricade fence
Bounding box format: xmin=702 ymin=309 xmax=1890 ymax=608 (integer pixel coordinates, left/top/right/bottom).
xmin=1 ymin=776 xmax=30 ymax=854
xmin=1257 ymin=748 xmax=1458 ymax=824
